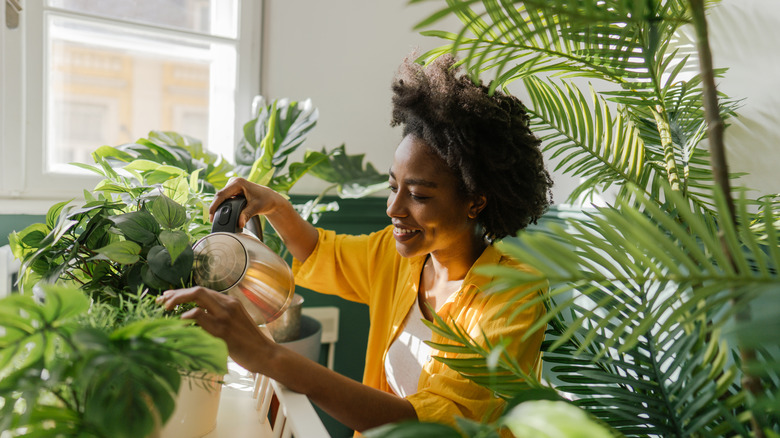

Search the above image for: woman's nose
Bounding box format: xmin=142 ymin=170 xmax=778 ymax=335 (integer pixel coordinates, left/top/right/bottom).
xmin=386 ymin=193 xmax=406 ymax=218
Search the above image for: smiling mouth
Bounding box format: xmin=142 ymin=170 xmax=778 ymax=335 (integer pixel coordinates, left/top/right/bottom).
xmin=393 ymin=226 xmax=420 ymax=241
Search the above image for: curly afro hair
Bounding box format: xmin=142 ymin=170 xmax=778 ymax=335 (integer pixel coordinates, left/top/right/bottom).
xmin=390 ymin=54 xmax=553 ymax=240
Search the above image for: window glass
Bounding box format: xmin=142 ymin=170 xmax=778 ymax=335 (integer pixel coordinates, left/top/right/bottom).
xmin=45 ymin=13 xmax=236 ymax=173
xmin=47 ymin=0 xmax=238 ymax=38
xmin=1 ymin=0 xmax=255 ymax=208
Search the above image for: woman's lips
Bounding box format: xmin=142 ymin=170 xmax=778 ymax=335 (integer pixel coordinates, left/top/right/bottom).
xmin=393 ymin=226 xmax=420 ymax=242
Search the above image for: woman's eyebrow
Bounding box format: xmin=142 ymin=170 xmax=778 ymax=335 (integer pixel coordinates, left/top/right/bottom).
xmin=388 ymin=169 xmax=438 ymax=188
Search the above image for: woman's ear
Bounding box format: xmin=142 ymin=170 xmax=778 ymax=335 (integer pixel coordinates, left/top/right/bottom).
xmin=468 ymin=195 xmax=487 ymax=219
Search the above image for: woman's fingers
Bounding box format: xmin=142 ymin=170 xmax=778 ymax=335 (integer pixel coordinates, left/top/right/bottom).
xmin=179 ymin=305 xmax=220 ymax=334
xmin=157 ymin=286 xmax=261 ymax=336
xmin=208 ymin=177 xmax=273 ymax=228
xmin=209 ymin=177 xmax=248 ymax=220
xmin=157 ymin=286 xmax=227 ymax=318
xmin=159 ymin=286 xmax=275 ymax=373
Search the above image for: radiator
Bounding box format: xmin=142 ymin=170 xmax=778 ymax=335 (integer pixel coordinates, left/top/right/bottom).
xmin=0 ymin=245 xmax=21 ymax=298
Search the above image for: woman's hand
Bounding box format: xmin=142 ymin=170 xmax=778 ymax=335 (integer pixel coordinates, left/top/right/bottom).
xmin=210 ymin=177 xmax=320 ymax=262
xmin=157 ymin=286 xmax=418 ymax=431
xmin=156 ymin=286 xmax=274 ymax=374
xmin=210 ymin=177 xmax=286 ymax=229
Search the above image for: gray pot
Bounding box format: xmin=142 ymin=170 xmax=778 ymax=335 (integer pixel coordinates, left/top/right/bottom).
xmin=277 ymin=314 xmax=322 ymax=362
xmin=267 ymin=294 xmax=304 ymax=342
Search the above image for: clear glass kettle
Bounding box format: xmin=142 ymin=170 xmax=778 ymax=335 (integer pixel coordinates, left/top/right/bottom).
xmin=192 ymin=196 xmax=294 ymax=324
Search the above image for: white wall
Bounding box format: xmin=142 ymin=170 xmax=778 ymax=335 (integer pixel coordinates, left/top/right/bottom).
xmin=259 ymin=0 xmax=581 ymax=202
xmin=705 ymin=0 xmax=780 ymax=198
xmin=260 ymin=0 xmax=778 ymax=201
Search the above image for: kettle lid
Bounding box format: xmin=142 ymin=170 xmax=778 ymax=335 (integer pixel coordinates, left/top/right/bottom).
xmin=192 ymin=233 xmax=248 ymax=292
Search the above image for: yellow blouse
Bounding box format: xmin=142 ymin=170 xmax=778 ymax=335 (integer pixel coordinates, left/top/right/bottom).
xmin=292 ymin=225 xmax=545 ymax=428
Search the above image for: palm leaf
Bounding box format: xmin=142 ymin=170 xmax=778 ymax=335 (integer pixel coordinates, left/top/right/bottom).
xmin=414 ymin=0 xmax=691 ymax=98
xmin=415 ymin=1 xmax=746 ymax=216
xmin=475 ymin=184 xmax=779 ymax=435
xmin=421 ymin=311 xmax=547 ymax=400
xmin=522 ymin=75 xmax=647 ymax=204
xmin=626 ymin=68 xmax=744 ymax=208
xmin=491 ymin=185 xmax=779 ymax=353
xmin=540 ymin=292 xmax=749 ymax=436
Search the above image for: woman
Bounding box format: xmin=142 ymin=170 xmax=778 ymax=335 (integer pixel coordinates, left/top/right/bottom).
xmin=158 ymin=54 xmax=553 ymax=433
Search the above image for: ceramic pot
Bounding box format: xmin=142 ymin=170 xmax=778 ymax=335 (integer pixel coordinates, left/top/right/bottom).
xmin=157 ymin=374 xmax=223 ymax=438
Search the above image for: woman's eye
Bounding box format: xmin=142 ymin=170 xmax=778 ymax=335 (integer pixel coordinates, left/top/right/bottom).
xmin=410 ymin=194 xmax=430 ymax=201
xmin=388 ymin=184 xmax=398 ymax=193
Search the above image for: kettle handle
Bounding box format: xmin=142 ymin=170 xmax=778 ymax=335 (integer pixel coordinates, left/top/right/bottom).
xmin=211 ymin=196 xmax=264 ymax=241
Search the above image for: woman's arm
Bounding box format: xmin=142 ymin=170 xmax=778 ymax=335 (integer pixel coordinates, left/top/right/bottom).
xmin=209 ymin=178 xmax=319 ymax=262
xmin=158 ymin=286 xmax=417 ymax=432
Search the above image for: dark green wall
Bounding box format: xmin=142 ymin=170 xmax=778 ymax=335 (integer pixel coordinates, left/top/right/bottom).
xmin=1 ymin=215 xmax=46 ymax=247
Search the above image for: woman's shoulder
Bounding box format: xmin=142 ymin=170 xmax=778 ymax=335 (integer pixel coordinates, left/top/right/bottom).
xmin=463 ymin=244 xmax=546 ymax=310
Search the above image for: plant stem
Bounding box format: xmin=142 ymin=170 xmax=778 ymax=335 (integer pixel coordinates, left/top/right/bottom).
xmin=301 ymin=184 xmax=337 ymax=222
xmin=689 ymin=2 xmax=735 ymax=222
xmin=688 ymin=1 xmax=764 ymax=436
xmin=652 ymin=105 xmax=681 ymax=192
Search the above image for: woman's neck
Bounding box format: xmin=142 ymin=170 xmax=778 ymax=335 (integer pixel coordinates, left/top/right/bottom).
xmin=419 ymin=234 xmax=488 ymax=319
xmin=428 ymin=232 xmax=488 ymax=281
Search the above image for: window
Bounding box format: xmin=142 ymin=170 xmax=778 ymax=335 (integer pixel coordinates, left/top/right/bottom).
xmin=1 ymin=0 xmax=261 ymax=213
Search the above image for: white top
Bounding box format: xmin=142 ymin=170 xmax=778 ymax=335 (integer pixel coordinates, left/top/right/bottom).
xmin=384 ymin=300 xmax=433 ymax=398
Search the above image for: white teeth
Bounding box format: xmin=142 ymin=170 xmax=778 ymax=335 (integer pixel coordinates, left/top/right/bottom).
xmin=394 ymin=227 xmax=416 ymax=234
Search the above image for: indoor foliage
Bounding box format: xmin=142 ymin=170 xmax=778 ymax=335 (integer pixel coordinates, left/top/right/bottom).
xmin=4 ymin=97 xmax=386 ymax=437
xmin=0 ymin=285 xmax=227 ymax=437
xmin=369 ymin=1 xmax=780 ymax=437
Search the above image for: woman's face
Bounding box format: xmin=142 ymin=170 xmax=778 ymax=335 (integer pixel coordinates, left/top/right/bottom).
xmin=386 ymin=134 xmax=484 ymax=259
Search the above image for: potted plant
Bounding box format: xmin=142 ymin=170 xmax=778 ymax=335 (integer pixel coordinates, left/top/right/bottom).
xmin=0 ymin=284 xmax=227 ymax=437
xmin=3 ymin=96 xmax=387 ymax=437
xmin=367 ymin=1 xmax=779 ymax=436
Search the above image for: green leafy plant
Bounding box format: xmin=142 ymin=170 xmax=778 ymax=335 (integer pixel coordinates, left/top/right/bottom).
xmin=10 ymin=142 xmax=210 ymax=302
xmin=0 ymin=284 xmax=228 ymax=438
xmin=233 ymin=97 xmax=387 ymax=253
xmin=11 ymin=96 xmax=387 ymax=301
xmin=5 ymin=96 xmax=387 ymax=436
xmin=367 ymin=1 xmax=779 ymax=437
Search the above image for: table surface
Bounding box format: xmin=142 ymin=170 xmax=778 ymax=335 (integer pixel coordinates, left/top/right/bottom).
xmin=204 ymin=361 xmax=273 ymax=438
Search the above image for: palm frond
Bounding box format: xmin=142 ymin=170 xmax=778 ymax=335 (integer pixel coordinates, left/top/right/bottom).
xmin=422 ymin=311 xmax=546 ymax=399
xmin=627 ymin=66 xmax=744 ymax=204
xmin=492 ymin=185 xmax=779 ymax=353
xmin=475 ymin=184 xmax=779 ymax=435
xmin=542 ymin=309 xmax=748 ymax=436
xmin=522 ymin=75 xmax=647 ymax=204
xmin=415 ymin=0 xmax=692 ymax=98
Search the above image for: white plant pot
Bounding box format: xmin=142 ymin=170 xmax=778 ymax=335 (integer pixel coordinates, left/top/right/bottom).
xmin=157 ymin=374 xmax=223 ymax=438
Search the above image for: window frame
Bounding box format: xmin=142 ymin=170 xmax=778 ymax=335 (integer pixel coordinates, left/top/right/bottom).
xmin=0 ymin=0 xmax=262 ymax=214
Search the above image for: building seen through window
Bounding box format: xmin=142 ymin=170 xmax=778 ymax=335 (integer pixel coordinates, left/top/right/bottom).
xmin=44 ymin=0 xmax=237 ymax=172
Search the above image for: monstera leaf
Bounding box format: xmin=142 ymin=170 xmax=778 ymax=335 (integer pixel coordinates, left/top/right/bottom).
xmin=0 ymin=285 xmax=88 ymax=374
xmin=0 ymin=285 xmax=228 ymax=438
xmin=235 ymin=97 xmax=319 ymax=176
xmin=308 ymin=144 xmax=389 ymax=198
